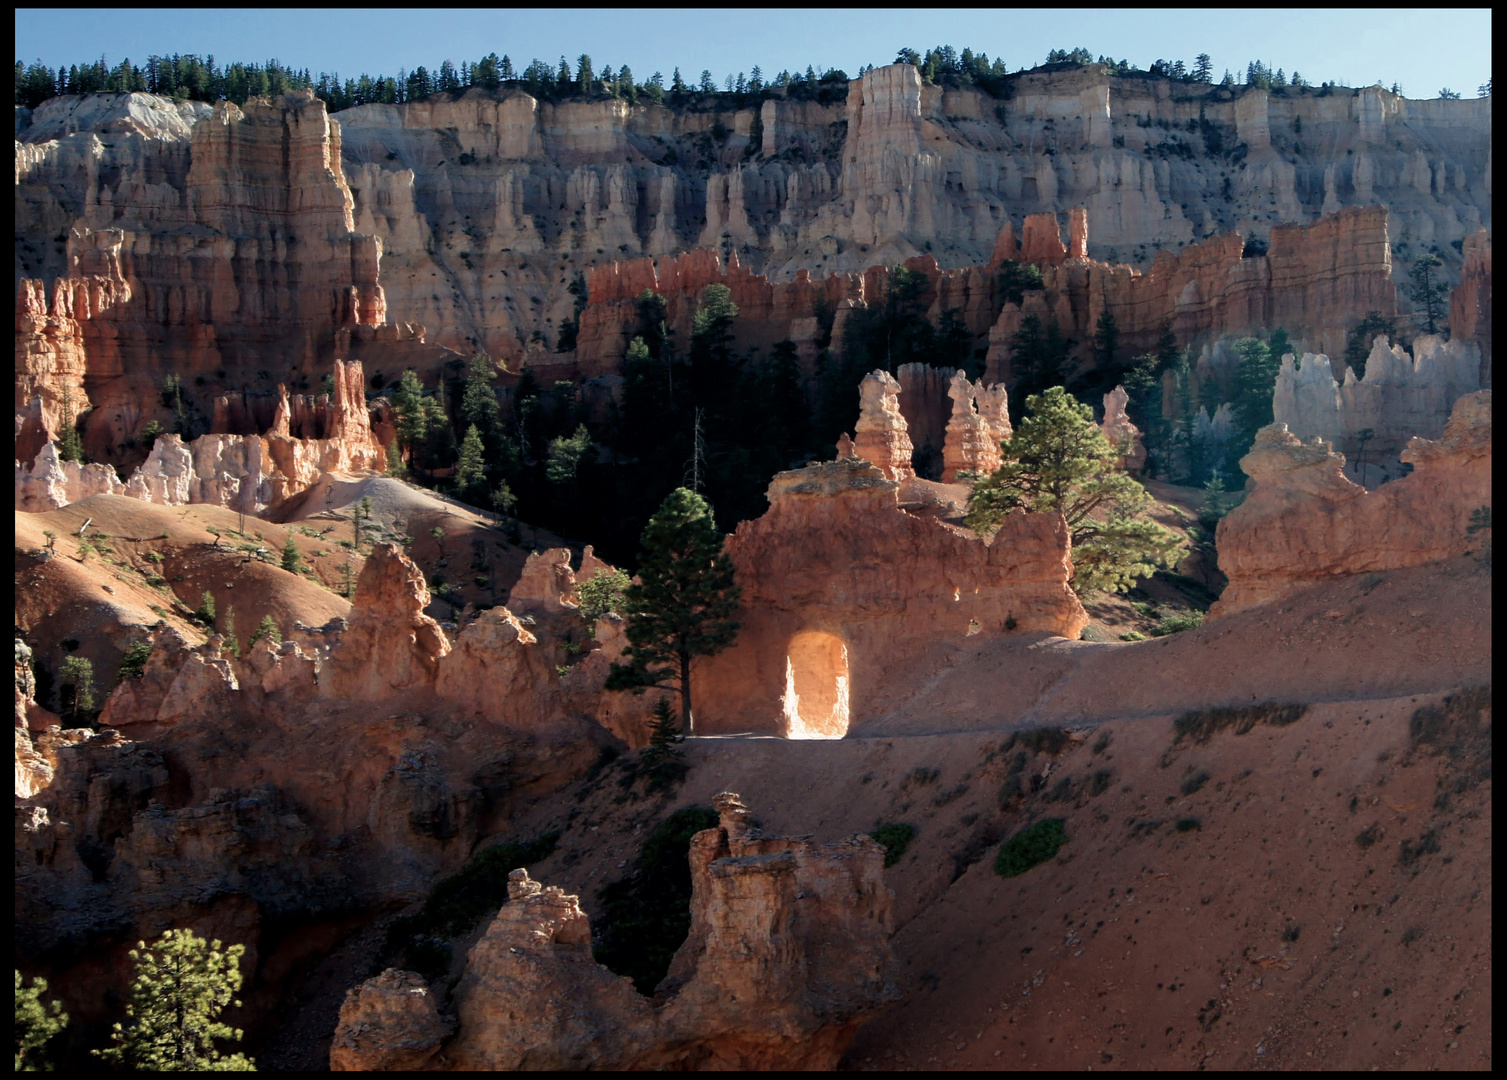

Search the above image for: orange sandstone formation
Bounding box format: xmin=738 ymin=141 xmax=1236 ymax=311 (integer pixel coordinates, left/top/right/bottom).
xmin=1098 ymin=385 xmax=1147 ymax=474
xmin=941 ymin=370 xmax=1012 ymax=481
xmin=332 ymin=792 xmax=897 ymax=1071
xmin=1449 ymin=227 xmax=1492 ymax=381
xmin=13 ymin=90 xmax=449 ymax=463
xmin=16 ymin=360 xmax=386 ymax=515
xmin=695 ymin=458 xmax=1086 ymax=737
xmin=852 ymin=370 xmax=915 ymax=480
xmin=1211 ymin=390 xmax=1491 ymax=617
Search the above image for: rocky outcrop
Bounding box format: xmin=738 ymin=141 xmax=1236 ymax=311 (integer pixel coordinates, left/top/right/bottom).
xmin=1098 ymin=385 xmax=1146 ymax=474
xmin=14 ymin=91 xmax=451 ymax=466
xmin=330 ymin=968 xmax=452 ymax=1072
xmin=14 ymin=440 xmax=125 ymax=511
xmin=16 ymin=360 xmax=386 ymax=515
xmin=1212 ymin=390 xmax=1491 ymax=617
xmin=852 ymin=370 xmax=914 ymax=481
xmin=986 ymin=204 xmax=1398 ymax=384
xmin=320 ymin=543 xmax=451 ymax=697
xmin=15 ymin=639 xmax=55 ymax=799
xmin=1272 ymin=335 xmax=1482 ymax=475
xmin=941 ymin=370 xmax=1012 ymax=481
xmin=696 ymin=457 xmax=1086 ymax=736
xmin=335 ymin=792 xmax=896 ymax=1071
xmin=1449 ymin=227 xmax=1491 ymax=382
xmin=19 ymin=75 xmax=1485 ymax=443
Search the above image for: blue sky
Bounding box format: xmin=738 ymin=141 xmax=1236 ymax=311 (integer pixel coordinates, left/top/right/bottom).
xmin=15 ymin=9 xmax=1492 ymax=100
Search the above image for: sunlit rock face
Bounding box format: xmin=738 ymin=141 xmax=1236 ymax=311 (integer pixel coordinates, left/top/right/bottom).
xmin=16 ymin=72 xmax=1485 ymax=463
xmin=333 ymin=792 xmax=897 ymax=1070
xmin=695 ymin=457 xmax=1086 ymax=737
xmin=1212 ymin=390 xmax=1491 ymax=617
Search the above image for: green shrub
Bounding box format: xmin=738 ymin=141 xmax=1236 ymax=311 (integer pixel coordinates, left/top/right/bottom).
xmin=1173 ymin=702 xmax=1307 ymax=744
xmin=117 ymin=641 xmax=152 ymax=681
xmin=1090 ymin=769 xmax=1113 ymax=796
xmin=15 ymin=970 xmax=69 ymax=1071
xmin=1180 ymin=769 xmax=1211 ymax=795
xmin=994 ymin=818 xmax=1068 ymax=878
xmin=576 ymin=567 xmax=631 ymax=623
xmin=247 ymin=615 xmax=282 ymax=649
xmin=1356 ymin=823 xmax=1380 ymax=849
xmin=1120 ymin=630 xmax=1145 ymax=642
xmin=594 ymin=806 xmax=720 ymax=994
xmin=1398 ymin=828 xmax=1440 ymax=867
xmin=1046 ymin=776 xmax=1073 ymax=801
xmin=1011 ymin=727 xmax=1070 ymax=756
xmin=869 ymin=823 xmax=917 ymax=867
xmin=1175 ymin=817 xmax=1202 ymax=832
xmin=1150 ymin=609 xmax=1203 ymax=636
xmin=1408 ymin=685 xmax=1491 ymax=788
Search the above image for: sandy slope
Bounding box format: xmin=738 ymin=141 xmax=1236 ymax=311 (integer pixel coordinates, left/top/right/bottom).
xmin=487 ymin=555 xmax=1491 ymax=1072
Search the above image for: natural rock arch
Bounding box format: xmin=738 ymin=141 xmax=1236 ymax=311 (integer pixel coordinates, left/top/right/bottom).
xmin=781 ymin=630 xmax=850 ymax=739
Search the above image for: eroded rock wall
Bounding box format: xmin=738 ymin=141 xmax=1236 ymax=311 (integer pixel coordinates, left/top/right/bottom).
xmin=332 ymin=791 xmax=896 ymax=1071
xmin=15 ymin=91 xmax=453 ymax=464
xmin=1272 ymin=335 xmax=1482 ymax=473
xmin=695 ymin=458 xmax=1086 ymax=736
xmin=1212 ymin=390 xmax=1491 ymax=616
xmin=17 ymin=68 xmax=1487 ymax=411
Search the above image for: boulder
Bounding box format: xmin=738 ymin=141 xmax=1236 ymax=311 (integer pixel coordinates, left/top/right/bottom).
xmin=330 ymin=969 xmax=452 ymax=1072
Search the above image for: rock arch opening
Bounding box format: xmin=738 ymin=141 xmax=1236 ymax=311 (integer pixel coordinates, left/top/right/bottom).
xmin=781 ymin=631 xmax=850 ymax=739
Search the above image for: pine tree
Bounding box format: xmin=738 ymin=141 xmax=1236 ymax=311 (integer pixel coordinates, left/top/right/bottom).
xmin=221 ymin=605 xmax=239 ymax=658
xmin=280 ymin=533 xmax=303 ymax=573
xmin=1407 ymin=253 xmax=1449 ymax=335
xmin=391 ymin=370 xmax=432 ymax=458
xmin=57 ymin=385 xmax=85 ymax=463
xmin=59 ymin=655 xmax=96 ymax=723
xmin=605 ymin=488 xmax=741 ymax=733
xmin=639 ymin=697 xmax=685 ymax=782
xmin=247 ymin=614 xmax=282 ymax=649
xmin=454 ymin=424 xmax=487 ymax=502
xmin=385 ymin=440 xmax=408 ymax=478
xmin=966 ymin=386 xmax=1183 ymax=594
xmin=93 ymin=929 xmax=254 ymax=1071
xmin=15 ymin=970 xmax=69 ymax=1071
xmin=1230 ymin=336 xmax=1280 ymax=450
xmin=1092 ymin=309 xmax=1120 ymax=372
xmin=118 ymin=640 xmax=153 ymax=681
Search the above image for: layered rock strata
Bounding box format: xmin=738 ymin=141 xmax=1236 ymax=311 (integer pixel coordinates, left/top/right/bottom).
xmin=14 ymin=90 xmax=449 ymax=464
xmin=15 ymin=541 xmax=615 ymax=977
xmin=695 ymin=457 xmax=1086 ymax=736
xmin=984 ymin=204 xmax=1399 ymax=383
xmin=1098 ymin=385 xmax=1147 ymax=474
xmin=1449 ymin=227 xmax=1492 ymax=382
xmin=851 ymin=370 xmax=914 ymax=480
xmin=941 ymin=369 xmax=1013 ymax=481
xmin=1271 ymin=335 xmax=1482 ymax=474
xmin=1211 ymin=390 xmax=1491 ymax=616
xmin=18 ymin=70 xmax=1487 ymax=435
xmin=332 ymin=791 xmax=897 ymax=1070
xmin=15 ymin=360 xmax=386 ymax=514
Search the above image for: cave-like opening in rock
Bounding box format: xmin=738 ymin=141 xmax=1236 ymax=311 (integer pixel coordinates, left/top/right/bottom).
xmin=781 ymin=631 xmax=850 ymax=739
